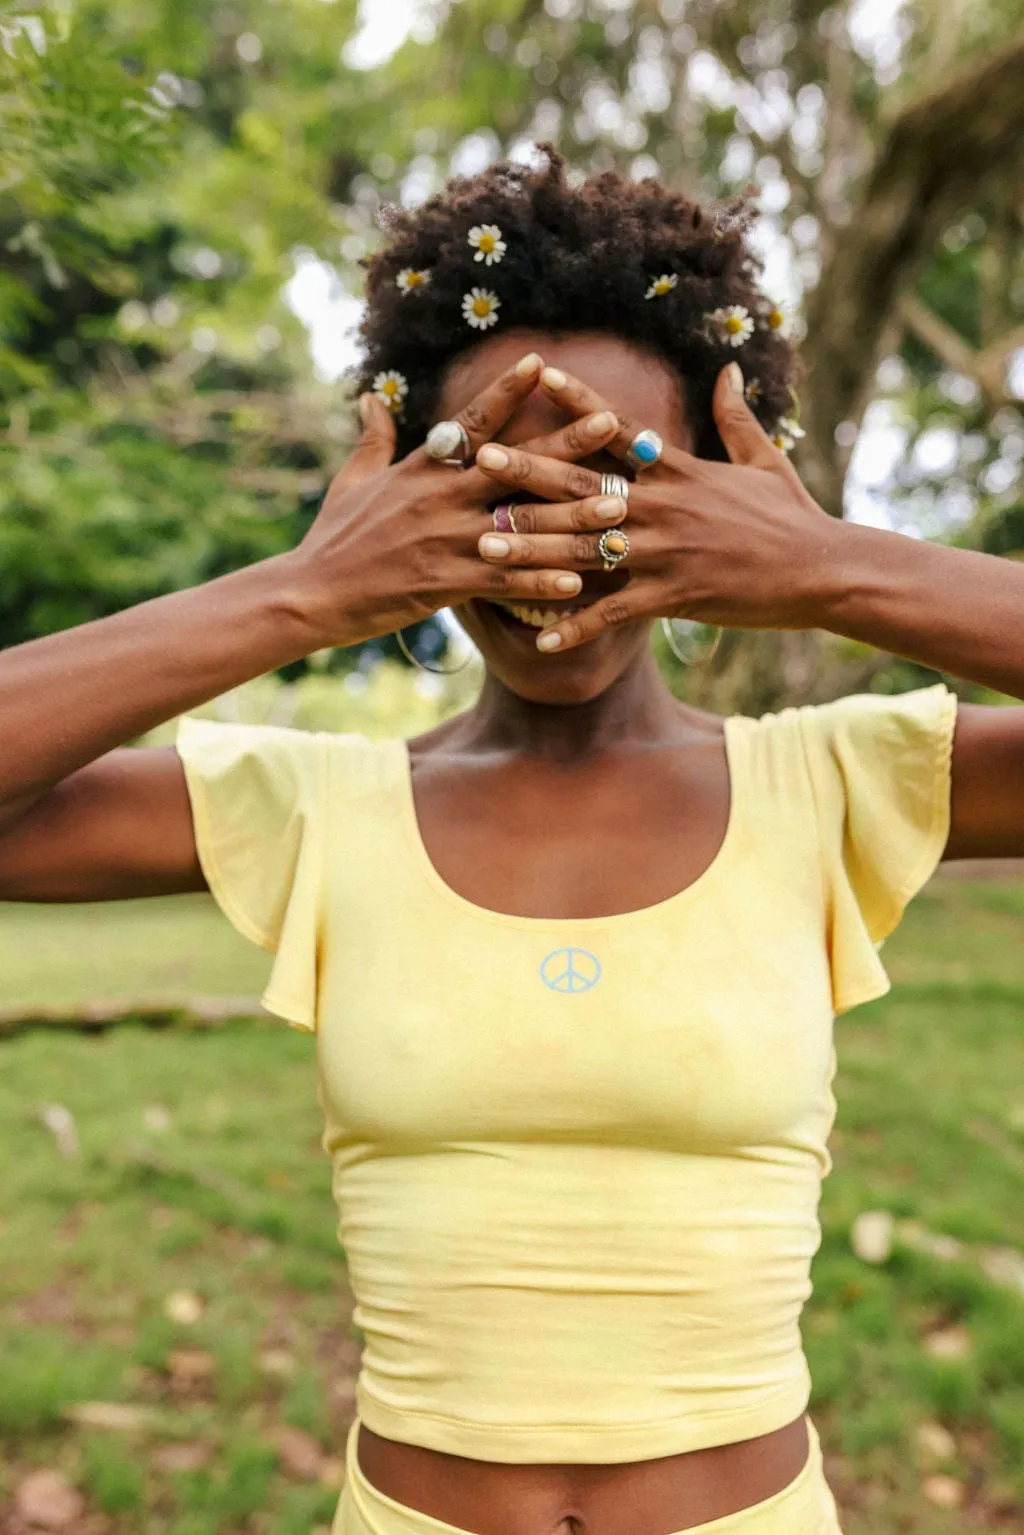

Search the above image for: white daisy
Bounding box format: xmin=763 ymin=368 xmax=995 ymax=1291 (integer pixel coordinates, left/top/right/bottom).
xmin=645 ymin=273 xmax=678 ymax=299
xmin=772 ymin=417 xmax=806 ymax=453
xmin=372 ymin=369 xmax=408 ymax=411
xmin=705 ymin=305 xmax=755 ymax=348
xmin=766 ymin=305 xmax=786 ymax=332
xmin=468 ymin=224 xmax=507 ymax=266
xmin=743 ymin=376 xmax=762 ymax=404
xmin=396 ymin=268 xmax=429 ymax=295
xmin=462 ymin=287 xmax=501 ymax=330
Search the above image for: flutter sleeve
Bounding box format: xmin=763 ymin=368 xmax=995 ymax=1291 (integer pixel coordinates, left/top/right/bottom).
xmin=798 ymin=682 xmax=958 ymax=1016
xmin=175 ymin=716 xmax=325 ymax=1033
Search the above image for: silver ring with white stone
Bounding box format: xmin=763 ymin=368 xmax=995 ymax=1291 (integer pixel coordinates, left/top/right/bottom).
xmin=600 ymin=471 xmax=630 ymax=502
xmin=425 ymin=419 xmax=472 ymax=467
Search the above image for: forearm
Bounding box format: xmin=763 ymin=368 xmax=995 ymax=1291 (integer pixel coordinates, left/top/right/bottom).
xmin=0 ymin=550 xmax=323 ymax=812
xmin=815 ymin=520 xmax=1024 ymax=702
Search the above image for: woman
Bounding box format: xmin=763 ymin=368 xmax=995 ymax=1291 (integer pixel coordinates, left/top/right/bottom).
xmin=2 ymin=147 xmax=1023 ymax=1535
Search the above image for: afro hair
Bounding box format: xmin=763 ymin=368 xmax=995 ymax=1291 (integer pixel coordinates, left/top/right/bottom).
xmin=355 ymin=144 xmax=801 ymax=462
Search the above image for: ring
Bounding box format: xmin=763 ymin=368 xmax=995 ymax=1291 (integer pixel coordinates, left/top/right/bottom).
xmin=493 ymin=503 xmax=518 ymax=534
xmin=425 ymin=419 xmax=471 ymax=467
xmin=625 ymin=428 xmax=663 ymax=470
xmin=597 ymin=527 xmax=630 ymax=572
xmin=600 ymin=472 xmax=630 ymax=501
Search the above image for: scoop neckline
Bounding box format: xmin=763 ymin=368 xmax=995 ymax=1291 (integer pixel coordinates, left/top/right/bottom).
xmin=391 ymin=714 xmax=746 ymax=931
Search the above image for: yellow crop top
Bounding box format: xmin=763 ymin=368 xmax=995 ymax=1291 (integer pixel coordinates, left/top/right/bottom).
xmin=175 ymin=680 xmax=957 ymax=1464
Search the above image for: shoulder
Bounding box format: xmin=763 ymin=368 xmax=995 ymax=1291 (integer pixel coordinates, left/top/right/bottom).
xmin=739 ymin=681 xmax=955 ymax=742
xmin=176 ymin=717 xmax=399 ymax=798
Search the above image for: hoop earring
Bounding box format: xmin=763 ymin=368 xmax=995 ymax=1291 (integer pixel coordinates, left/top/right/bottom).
xmin=395 ymin=625 xmax=474 ymax=675
xmin=660 ymin=617 xmax=723 ymax=666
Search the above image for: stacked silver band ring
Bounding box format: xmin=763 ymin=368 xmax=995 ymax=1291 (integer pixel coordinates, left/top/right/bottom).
xmin=425 ymin=419 xmax=471 ymax=467
xmin=492 ymin=504 xmax=518 ymax=534
xmin=600 ymin=472 xmax=630 ymax=502
xmin=625 ymin=428 xmax=663 ymax=470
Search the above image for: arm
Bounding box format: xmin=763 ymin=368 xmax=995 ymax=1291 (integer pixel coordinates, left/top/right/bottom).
xmin=816 ymin=520 xmax=1024 ymax=705
xmin=0 ymin=554 xmax=316 ymax=828
xmin=812 ymin=520 xmax=1024 ymax=862
xmin=0 ymin=746 xmax=205 ymax=901
xmin=469 ymin=362 xmax=1024 ymax=862
xmin=0 ymin=359 xmax=590 ymax=823
xmin=0 ymin=357 xmax=619 ymax=900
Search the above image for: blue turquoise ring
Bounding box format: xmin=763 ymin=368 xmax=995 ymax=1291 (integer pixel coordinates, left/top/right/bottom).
xmin=625 ymin=428 xmax=663 ymax=470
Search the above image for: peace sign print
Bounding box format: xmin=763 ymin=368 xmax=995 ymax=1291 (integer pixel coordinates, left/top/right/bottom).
xmin=539 ymin=947 xmax=602 ymax=994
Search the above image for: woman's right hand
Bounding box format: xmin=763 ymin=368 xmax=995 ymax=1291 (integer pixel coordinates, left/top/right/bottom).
xmin=290 ymin=353 xmax=629 ymax=650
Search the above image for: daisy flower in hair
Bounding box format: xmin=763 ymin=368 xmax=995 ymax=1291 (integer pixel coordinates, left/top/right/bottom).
xmin=645 ymin=273 xmax=678 ymax=299
xmin=705 ymin=305 xmax=755 ymax=348
xmin=772 ymin=417 xmax=806 ymax=453
xmin=396 ymin=268 xmax=429 ymax=295
xmin=372 ymin=369 xmax=408 ymax=411
xmin=468 ymin=224 xmax=506 ymax=265
xmin=462 ymin=288 xmax=501 ymax=330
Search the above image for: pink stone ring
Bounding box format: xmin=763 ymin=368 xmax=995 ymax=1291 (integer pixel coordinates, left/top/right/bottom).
xmin=492 ymin=503 xmax=518 ymax=534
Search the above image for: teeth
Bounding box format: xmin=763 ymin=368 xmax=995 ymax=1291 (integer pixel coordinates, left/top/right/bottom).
xmin=494 ymin=602 xmax=581 ymax=628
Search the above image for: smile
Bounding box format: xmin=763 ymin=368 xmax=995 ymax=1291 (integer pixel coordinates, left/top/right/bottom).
xmin=487 ymin=602 xmax=585 ymax=629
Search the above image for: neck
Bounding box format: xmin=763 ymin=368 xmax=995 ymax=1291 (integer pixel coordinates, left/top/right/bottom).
xmin=457 ymin=647 xmax=692 ymax=763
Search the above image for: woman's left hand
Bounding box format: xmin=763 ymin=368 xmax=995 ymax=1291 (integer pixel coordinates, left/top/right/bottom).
xmin=473 ymin=362 xmax=842 ymax=652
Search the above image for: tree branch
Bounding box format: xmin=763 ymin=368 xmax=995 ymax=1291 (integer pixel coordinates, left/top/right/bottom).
xmin=899 ymin=292 xmax=1024 ymax=409
xmin=898 ymin=292 xmax=979 ymax=375
xmin=799 ymin=31 xmax=1024 ymax=514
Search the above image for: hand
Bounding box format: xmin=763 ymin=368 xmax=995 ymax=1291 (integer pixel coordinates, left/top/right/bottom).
xmin=291 ymin=354 xmax=631 ymax=649
xmin=472 ymin=362 xmax=841 ymax=652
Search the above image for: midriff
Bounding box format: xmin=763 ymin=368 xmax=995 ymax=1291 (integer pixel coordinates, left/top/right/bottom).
xmin=355 ymin=1412 xmax=810 ymax=1534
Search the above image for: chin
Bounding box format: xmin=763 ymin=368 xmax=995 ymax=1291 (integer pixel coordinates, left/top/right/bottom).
xmin=457 ymin=599 xmax=644 ymax=704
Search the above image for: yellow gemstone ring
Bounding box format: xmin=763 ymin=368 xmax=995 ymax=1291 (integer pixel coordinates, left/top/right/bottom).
xmin=597 ymin=527 xmax=630 ymax=571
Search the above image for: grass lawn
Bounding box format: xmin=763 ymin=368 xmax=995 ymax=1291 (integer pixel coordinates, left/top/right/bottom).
xmin=1 ymin=873 xmax=1024 ymax=1532
xmin=0 ymin=895 xmax=271 ymax=1018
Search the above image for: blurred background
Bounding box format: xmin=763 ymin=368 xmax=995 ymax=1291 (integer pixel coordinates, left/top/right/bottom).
xmin=1 ymin=1 xmax=1023 ymax=1531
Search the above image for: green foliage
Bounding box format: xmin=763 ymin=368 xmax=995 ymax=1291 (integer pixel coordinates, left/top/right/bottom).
xmin=0 ymin=382 xmax=309 ymax=644
xmin=81 ymin=1434 xmax=148 ymax=1514
xmin=0 ymin=0 xmax=363 ymax=657
xmin=0 ymin=0 xmax=1021 ymax=688
xmin=0 ymin=1328 xmax=126 ymax=1432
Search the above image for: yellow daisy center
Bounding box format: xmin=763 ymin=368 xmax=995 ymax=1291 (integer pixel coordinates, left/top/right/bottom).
xmin=726 ymin=314 xmax=745 ymax=333
xmin=473 ymin=296 xmax=492 ymax=316
xmin=768 ymin=308 xmax=783 ymax=328
xmin=655 ymin=279 xmax=672 ymax=294
xmin=381 ymin=379 xmax=399 ymax=397
xmin=406 ymin=271 xmax=425 ymax=288
xmin=477 ymin=233 xmax=496 ymax=253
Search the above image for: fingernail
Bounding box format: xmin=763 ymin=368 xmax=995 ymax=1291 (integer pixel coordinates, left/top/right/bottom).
xmin=541 ymin=367 xmax=566 ymax=390
xmin=555 ymin=574 xmax=581 ymax=593
xmin=358 ymin=392 xmax=372 ymax=425
xmin=595 ymin=496 xmax=626 ymax=519
xmin=726 ymin=362 xmax=744 ymax=394
xmin=480 ymin=535 xmax=510 ymax=557
xmin=477 ymin=445 xmax=509 ymax=469
xmin=585 ymin=411 xmax=616 ymax=435
xmin=516 ymin=352 xmax=543 ymax=376
xmin=537 ymin=630 xmax=562 ymax=651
